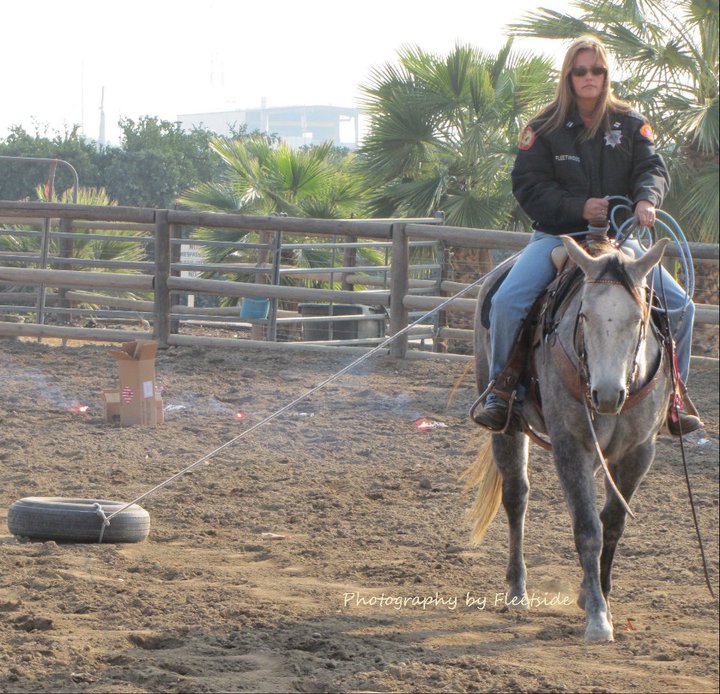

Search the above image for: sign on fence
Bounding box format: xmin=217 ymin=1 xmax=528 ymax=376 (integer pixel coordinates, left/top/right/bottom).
xmin=180 ymin=245 xmax=203 ymax=307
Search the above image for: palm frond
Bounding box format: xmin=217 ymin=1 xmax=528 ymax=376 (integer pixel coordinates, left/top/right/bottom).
xmin=442 ymin=191 xmax=512 ymax=229
xmin=677 ymin=163 xmax=719 ymax=242
xmin=31 ymin=185 xmax=149 ymax=267
xmin=190 ymin=226 xmax=255 ymax=264
xmin=385 ymin=176 xmax=449 ymax=218
xmin=178 ymin=181 xmax=251 ymax=213
xmin=358 ymin=43 xmax=555 ymax=230
xmin=509 ymin=10 xmax=593 ymax=39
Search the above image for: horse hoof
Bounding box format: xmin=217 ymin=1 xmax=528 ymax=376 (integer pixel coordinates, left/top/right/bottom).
xmin=506 ymin=591 xmax=529 ymax=610
xmin=584 ymin=619 xmax=614 ymax=642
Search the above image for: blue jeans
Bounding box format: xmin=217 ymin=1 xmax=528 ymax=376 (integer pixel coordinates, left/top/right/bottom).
xmin=487 ymin=231 xmax=695 ymax=398
xmin=622 ymin=239 xmax=694 ymax=381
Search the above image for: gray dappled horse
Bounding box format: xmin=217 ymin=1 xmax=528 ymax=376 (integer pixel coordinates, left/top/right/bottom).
xmin=467 ymin=236 xmax=672 ymax=641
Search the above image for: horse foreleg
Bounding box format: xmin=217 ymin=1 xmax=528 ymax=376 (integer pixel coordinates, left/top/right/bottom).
xmin=493 ymin=432 xmax=530 ymax=607
xmin=553 ymin=440 xmax=613 ymax=642
xmin=599 ymin=442 xmax=655 ymax=615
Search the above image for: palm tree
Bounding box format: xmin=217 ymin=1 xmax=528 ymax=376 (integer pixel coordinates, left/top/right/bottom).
xmin=180 ymin=135 xmax=364 ymax=218
xmin=178 ymin=135 xmax=381 ymax=298
xmin=0 ymin=186 xmax=147 ymax=273
xmin=0 ymin=186 xmax=151 ymax=323
xmin=356 ymin=41 xmax=556 ymax=231
xmin=356 ymin=42 xmax=556 ymax=350
xmin=42 ymin=186 xmax=148 ymax=266
xmin=509 ymin=0 xmax=719 ymax=243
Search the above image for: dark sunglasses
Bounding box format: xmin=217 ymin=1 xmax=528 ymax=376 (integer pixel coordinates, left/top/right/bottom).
xmin=571 ymin=65 xmax=608 ymax=77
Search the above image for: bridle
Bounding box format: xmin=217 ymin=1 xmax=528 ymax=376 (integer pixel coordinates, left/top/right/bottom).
xmin=573 ymin=277 xmax=649 ymax=414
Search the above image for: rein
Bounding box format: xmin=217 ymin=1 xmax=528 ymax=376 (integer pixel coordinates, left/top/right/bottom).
xmin=573 ymin=279 xmax=649 ymax=412
xmin=572 ymin=282 xmax=644 ymax=520
xmin=554 ymin=270 xmax=661 ymax=520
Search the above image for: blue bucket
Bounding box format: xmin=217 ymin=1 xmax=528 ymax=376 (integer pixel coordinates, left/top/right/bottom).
xmin=240 ymin=297 xmax=270 ymax=320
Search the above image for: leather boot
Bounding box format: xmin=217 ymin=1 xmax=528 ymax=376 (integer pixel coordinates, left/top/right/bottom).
xmin=472 ymin=398 xmax=510 ymax=431
xmin=666 ymin=388 xmax=704 ymax=437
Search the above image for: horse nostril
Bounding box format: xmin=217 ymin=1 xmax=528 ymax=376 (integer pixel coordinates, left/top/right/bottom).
xmin=591 ymin=389 xmax=600 ymax=408
xmin=617 ymin=389 xmax=626 ymax=409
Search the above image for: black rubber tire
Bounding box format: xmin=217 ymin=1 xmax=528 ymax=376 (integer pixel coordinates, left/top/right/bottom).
xmin=7 ymin=497 xmax=150 ymax=543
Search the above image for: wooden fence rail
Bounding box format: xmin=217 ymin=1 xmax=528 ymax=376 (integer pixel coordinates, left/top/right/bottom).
xmin=0 ymin=201 xmax=717 ymax=367
xmin=0 ymin=266 xmax=154 ymax=290
xmin=405 ymin=223 xmax=720 ymax=260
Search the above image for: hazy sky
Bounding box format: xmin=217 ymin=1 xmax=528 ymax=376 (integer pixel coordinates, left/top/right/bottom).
xmin=3 ymin=0 xmax=574 ymax=145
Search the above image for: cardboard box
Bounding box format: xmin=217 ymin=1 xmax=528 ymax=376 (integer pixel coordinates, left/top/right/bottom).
xmin=102 ymin=388 xmax=121 ymax=424
xmin=104 ymin=340 xmax=164 ymax=426
xmin=103 ymin=388 xmax=164 ymax=426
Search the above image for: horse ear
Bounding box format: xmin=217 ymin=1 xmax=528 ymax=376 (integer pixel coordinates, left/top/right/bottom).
xmin=561 ymin=235 xmax=598 ymax=275
xmin=626 ymin=238 xmax=670 ymax=284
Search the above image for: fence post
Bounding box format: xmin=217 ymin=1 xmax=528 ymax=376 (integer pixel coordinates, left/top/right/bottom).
xmin=169 ymin=223 xmax=181 ymax=335
xmin=251 ymin=230 xmax=272 ymax=341
xmin=389 ymin=222 xmax=409 ymax=358
xmin=267 ymin=229 xmax=282 ymax=341
xmin=341 ymin=235 xmax=357 ymax=291
xmin=154 ymin=210 xmax=171 ymax=348
xmin=434 ymin=239 xmax=448 ymax=352
xmin=58 ymin=217 xmax=74 ymax=325
xmin=35 ymin=216 xmax=52 ymax=331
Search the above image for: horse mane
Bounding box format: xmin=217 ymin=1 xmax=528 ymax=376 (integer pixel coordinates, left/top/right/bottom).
xmin=587 ymin=242 xmax=647 ymax=310
xmin=597 ymin=254 xmax=637 ymax=295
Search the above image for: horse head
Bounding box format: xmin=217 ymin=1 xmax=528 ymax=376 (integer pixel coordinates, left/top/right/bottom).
xmin=561 ymin=236 xmax=669 ymax=415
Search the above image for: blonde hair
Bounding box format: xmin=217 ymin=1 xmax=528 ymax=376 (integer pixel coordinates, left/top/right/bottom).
xmin=535 ymin=36 xmax=631 ymax=139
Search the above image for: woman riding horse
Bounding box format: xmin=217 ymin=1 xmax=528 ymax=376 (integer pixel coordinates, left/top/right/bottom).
xmin=473 ymin=35 xmax=702 ymax=436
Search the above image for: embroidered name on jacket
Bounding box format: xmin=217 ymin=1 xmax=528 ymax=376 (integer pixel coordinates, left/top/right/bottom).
xmin=555 ymin=154 xmax=581 ymax=162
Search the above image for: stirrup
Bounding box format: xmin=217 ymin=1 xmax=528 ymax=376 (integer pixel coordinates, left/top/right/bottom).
xmin=469 ymin=385 xmax=518 ymax=434
xmin=468 ymin=382 xmax=493 ymax=423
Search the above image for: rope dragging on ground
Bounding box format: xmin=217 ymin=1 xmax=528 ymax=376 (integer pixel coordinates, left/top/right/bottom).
xmin=104 ymin=273 xmax=491 ymax=529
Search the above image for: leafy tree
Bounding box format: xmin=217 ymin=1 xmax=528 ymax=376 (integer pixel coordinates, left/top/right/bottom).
xmin=510 ymin=0 xmax=719 ymax=242
xmin=0 ymin=125 xmax=103 ymax=201
xmin=356 ymin=42 xmax=556 ymax=230
xmin=103 ymin=117 xmax=224 ymax=208
xmin=0 ymin=117 xmax=227 ymax=210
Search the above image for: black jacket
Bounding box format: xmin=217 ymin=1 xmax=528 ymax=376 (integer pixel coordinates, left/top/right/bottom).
xmin=511 ymin=109 xmax=670 ymax=236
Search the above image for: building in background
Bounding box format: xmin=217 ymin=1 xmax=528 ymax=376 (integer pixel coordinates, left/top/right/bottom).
xmin=177 ymin=102 xmax=360 ymax=148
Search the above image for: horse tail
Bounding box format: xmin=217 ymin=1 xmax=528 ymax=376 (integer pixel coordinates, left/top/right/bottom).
xmin=461 ymin=436 xmax=502 ymax=545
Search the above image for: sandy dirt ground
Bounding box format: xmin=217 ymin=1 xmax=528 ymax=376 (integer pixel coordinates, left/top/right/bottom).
xmin=0 ymin=336 xmax=717 ymax=693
